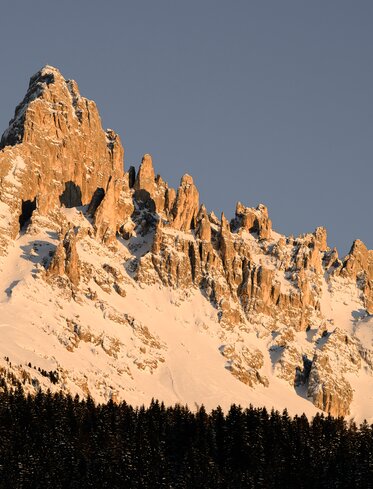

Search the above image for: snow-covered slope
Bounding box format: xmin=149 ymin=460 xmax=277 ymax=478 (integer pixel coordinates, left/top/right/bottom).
xmin=0 ymin=205 xmax=371 ymax=422
xmin=0 ymin=210 xmax=313 ymax=414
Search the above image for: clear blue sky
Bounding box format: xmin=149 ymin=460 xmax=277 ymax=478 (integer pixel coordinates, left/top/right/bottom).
xmin=1 ymin=0 xmax=372 ymax=256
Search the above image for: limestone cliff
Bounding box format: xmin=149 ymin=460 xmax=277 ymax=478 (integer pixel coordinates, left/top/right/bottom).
xmin=0 ymin=65 xmax=127 ymax=253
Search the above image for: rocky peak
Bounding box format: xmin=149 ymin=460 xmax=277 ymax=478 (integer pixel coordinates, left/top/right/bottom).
xmin=1 ymin=65 xmax=64 ymax=148
xmin=134 ymin=154 xmax=155 ymax=194
xmin=171 ymin=174 xmax=199 ymax=231
xmin=342 ymin=239 xmax=372 ymax=277
xmin=234 ymin=201 xmax=272 ymax=240
xmin=341 ymin=239 xmax=373 ymax=313
xmin=133 ymin=154 xmax=174 ymax=215
xmin=195 ymin=204 xmax=211 ymax=242
xmin=0 ymin=65 xmax=125 ymax=254
xmin=314 ymin=226 xmax=328 ymax=252
xmin=219 ymin=212 xmax=234 ymax=269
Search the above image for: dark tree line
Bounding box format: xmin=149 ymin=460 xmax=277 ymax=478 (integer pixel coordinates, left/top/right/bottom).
xmin=0 ymin=385 xmax=372 ymax=488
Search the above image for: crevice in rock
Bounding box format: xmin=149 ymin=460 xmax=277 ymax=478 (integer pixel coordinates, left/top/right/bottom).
xmin=188 ymin=243 xmax=196 ymax=283
xmin=59 ymin=181 xmax=82 ymax=208
xmin=87 ymin=187 xmax=105 ymax=217
xmin=19 ymin=198 xmax=36 ymax=230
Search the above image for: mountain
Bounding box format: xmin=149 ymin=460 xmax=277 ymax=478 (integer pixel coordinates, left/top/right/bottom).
xmin=0 ymin=65 xmax=372 ymax=420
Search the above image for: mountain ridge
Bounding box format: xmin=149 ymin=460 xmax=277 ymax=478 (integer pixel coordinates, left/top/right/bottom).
xmin=0 ymin=66 xmax=372 ymax=420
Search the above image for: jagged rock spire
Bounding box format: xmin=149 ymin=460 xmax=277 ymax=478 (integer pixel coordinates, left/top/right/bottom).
xmin=171 ymin=174 xmax=199 ymax=231
xmin=134 ymin=154 xmax=155 ymax=193
xmin=341 ymin=238 xmax=373 ymax=313
xmin=195 ymin=204 xmax=211 ymax=241
xmin=235 ymin=201 xmax=272 ymax=240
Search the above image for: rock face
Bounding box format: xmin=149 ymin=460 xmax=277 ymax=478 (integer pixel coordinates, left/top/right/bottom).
xmin=0 ymin=65 xmax=126 ymax=254
xmin=133 ymin=154 xmax=175 ymax=216
xmin=93 ymin=175 xmax=134 ymax=245
xmin=134 ymin=154 xmax=155 ymax=194
xmin=47 ymin=227 xmax=80 ymax=286
xmin=220 ymin=344 xmax=268 ymax=388
xmin=340 ymin=240 xmax=373 ymax=313
xmin=234 ymin=202 xmax=272 ymax=239
xmin=139 ymin=207 xmax=325 ymax=332
xmin=171 ymin=174 xmax=199 ymax=231
xmin=307 ymin=328 xmax=361 ymax=417
xmin=195 ymin=205 xmax=211 ymax=242
xmin=0 ymin=65 xmax=372 ymax=419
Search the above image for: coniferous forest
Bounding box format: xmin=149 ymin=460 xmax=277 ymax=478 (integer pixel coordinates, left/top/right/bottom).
xmin=0 ymin=386 xmax=372 ymax=488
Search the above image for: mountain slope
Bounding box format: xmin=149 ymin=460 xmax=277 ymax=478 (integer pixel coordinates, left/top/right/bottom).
xmin=0 ymin=66 xmax=372 ymax=420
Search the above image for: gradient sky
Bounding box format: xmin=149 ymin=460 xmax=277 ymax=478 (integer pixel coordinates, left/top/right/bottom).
xmin=0 ymin=0 xmax=372 ymax=256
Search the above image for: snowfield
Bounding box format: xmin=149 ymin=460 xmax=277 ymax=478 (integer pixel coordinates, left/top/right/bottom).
xmin=0 ymin=207 xmax=371 ymax=422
